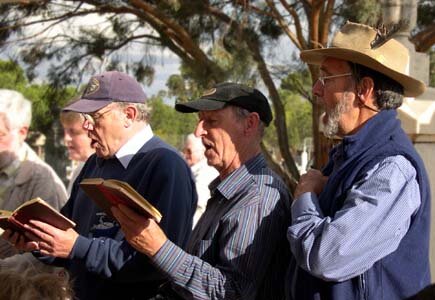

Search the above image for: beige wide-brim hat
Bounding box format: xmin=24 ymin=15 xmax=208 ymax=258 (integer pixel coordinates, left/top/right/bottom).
xmin=300 ymin=21 xmax=425 ymax=97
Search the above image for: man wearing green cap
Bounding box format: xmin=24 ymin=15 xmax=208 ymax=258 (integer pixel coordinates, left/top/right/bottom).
xmin=287 ymin=21 xmax=431 ymax=299
xmin=113 ymin=82 xmax=292 ymax=299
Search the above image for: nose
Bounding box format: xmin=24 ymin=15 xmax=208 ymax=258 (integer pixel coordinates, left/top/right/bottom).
xmin=64 ymin=132 xmax=72 ymax=142
xmin=194 ymin=120 xmax=206 ymax=137
xmin=312 ymin=79 xmax=323 ymax=98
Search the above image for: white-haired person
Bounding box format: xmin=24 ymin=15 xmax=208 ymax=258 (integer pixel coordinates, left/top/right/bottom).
xmin=0 ymin=89 xmax=67 ymax=258
xmin=183 ymin=133 xmax=219 ymax=226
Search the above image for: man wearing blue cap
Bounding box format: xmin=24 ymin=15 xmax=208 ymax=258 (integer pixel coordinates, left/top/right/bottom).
xmin=3 ymin=71 xmax=197 ymax=300
xmin=113 ymin=82 xmax=292 ymax=299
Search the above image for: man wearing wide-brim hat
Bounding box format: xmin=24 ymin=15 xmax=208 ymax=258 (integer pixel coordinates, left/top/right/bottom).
xmin=287 ymin=21 xmax=431 ymax=300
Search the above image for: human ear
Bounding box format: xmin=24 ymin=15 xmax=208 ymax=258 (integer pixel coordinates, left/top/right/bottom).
xmin=123 ymin=106 xmax=137 ymax=127
xmin=244 ymin=112 xmax=260 ymax=135
xmin=17 ymin=126 xmax=29 ymax=142
xmin=357 ymin=77 xmax=375 ymax=104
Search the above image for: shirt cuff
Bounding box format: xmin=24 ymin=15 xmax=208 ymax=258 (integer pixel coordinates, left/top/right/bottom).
xmin=69 ymin=235 xmax=92 ymax=259
xmin=291 ymin=192 xmax=324 ymax=222
xmin=150 ymin=239 xmax=190 ymax=279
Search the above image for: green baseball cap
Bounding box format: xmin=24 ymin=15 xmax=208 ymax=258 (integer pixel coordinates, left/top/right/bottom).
xmin=175 ymin=82 xmax=273 ymax=126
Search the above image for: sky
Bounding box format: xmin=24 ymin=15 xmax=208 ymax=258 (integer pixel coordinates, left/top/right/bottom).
xmin=0 ymin=9 xmax=184 ymax=99
xmin=0 ymin=5 xmax=298 ymax=102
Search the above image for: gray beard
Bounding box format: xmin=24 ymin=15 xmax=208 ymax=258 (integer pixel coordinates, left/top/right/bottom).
xmin=323 ymin=99 xmax=350 ymax=138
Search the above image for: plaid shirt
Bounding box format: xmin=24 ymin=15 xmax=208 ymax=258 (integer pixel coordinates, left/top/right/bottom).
xmin=151 ymin=154 xmax=292 ymax=300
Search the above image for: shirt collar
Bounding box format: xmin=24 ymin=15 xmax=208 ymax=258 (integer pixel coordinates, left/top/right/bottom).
xmin=116 ymin=124 xmax=154 ymax=169
xmin=212 ymin=153 xmax=266 ymax=201
xmin=190 ymin=158 xmax=209 ymax=174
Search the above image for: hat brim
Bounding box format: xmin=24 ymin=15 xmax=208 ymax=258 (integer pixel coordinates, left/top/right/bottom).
xmin=63 ymin=99 xmax=112 ymax=113
xmin=300 ymin=48 xmax=426 ymax=97
xmin=175 ymin=98 xmax=227 ymax=113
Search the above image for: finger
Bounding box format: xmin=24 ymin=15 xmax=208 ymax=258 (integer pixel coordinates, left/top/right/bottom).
xmin=16 ymin=235 xmax=38 ymax=252
xmin=26 ymin=220 xmax=57 ymax=236
xmin=38 ymin=240 xmax=53 ymax=253
xmin=117 ymin=204 xmax=140 ymax=220
xmin=23 ymin=224 xmax=53 ymax=243
xmin=111 ymin=206 xmax=127 ymax=224
xmin=113 ymin=208 xmax=138 ymax=231
xmin=39 ymin=248 xmax=53 ymax=256
xmin=9 ymin=231 xmax=21 ymax=245
xmin=1 ymin=229 xmax=13 ymax=241
xmin=117 ymin=204 xmax=146 ymax=224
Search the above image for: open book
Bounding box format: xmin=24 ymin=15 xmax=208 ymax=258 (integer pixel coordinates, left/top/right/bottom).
xmin=80 ymin=178 xmax=162 ymax=223
xmin=0 ymin=197 xmax=76 ymax=233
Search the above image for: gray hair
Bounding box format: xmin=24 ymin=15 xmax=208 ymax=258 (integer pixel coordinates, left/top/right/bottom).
xmin=0 ymin=89 xmax=32 ymax=129
xmin=349 ymin=63 xmax=404 ymax=110
xmin=116 ymin=102 xmax=151 ymax=122
xmin=231 ymin=106 xmax=266 ymax=138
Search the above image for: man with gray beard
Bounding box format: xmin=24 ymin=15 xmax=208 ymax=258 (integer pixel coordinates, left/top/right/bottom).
xmin=286 ymin=22 xmax=431 ymax=300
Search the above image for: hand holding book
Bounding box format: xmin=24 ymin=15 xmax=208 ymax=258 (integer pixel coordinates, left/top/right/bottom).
xmin=0 ymin=197 xmax=75 ymax=234
xmin=80 ymin=178 xmax=162 ymax=223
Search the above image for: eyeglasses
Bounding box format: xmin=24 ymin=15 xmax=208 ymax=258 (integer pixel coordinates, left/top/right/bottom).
xmin=81 ymin=108 xmax=112 ymax=129
xmin=317 ymin=73 xmax=352 ymax=86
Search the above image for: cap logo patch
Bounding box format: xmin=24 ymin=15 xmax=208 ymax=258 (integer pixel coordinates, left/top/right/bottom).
xmin=83 ymin=77 xmax=100 ymax=96
xmin=202 ymin=88 xmax=216 ymax=97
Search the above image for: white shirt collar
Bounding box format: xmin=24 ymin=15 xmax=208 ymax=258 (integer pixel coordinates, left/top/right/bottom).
xmin=116 ymin=124 xmax=153 ymax=169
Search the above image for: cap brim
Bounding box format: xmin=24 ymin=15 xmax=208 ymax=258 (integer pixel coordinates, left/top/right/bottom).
xmin=175 ymin=98 xmax=226 ymax=113
xmin=63 ymin=99 xmax=112 ymax=113
xmin=300 ymin=48 xmax=426 ymax=97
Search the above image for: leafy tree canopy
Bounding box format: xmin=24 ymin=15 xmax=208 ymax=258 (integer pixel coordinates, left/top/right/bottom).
xmin=1 ymin=0 xmax=432 ymax=190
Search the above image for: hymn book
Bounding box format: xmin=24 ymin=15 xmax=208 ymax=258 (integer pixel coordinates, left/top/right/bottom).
xmin=0 ymin=197 xmax=76 ymax=233
xmin=79 ymin=178 xmax=162 ymax=223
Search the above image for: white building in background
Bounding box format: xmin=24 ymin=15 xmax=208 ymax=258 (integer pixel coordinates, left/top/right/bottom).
xmin=382 ymin=0 xmax=435 ymax=282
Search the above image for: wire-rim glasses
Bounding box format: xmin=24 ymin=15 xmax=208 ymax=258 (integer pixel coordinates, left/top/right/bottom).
xmin=81 ymin=108 xmax=112 ymax=129
xmin=318 ymin=73 xmax=352 ymax=86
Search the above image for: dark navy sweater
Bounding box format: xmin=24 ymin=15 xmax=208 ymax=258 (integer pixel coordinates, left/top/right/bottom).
xmin=43 ymin=136 xmax=197 ymax=300
xmin=289 ymin=110 xmax=431 ymax=300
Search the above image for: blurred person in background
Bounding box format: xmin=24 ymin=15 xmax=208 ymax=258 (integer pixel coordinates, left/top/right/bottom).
xmin=60 ymin=109 xmax=95 ymax=195
xmin=0 ymin=252 xmax=73 ymax=300
xmin=0 ymin=89 xmax=67 ymax=258
xmin=183 ymin=133 xmax=218 ymax=226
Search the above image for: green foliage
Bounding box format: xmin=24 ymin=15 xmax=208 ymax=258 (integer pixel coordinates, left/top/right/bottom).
xmin=417 ymin=0 xmax=435 ymax=27
xmin=0 ymin=60 xmax=27 ymax=89
xmin=0 ymin=59 xmax=77 ymax=182
xmin=262 ymin=89 xmax=312 ymax=156
xmin=149 ymin=95 xmax=198 ymax=149
xmin=283 ymin=92 xmax=312 ymax=150
xmin=339 ymin=0 xmax=381 ymax=26
xmin=0 ymin=59 xmax=75 ymax=130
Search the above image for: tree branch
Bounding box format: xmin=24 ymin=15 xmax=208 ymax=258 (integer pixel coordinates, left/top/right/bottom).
xmin=265 ymin=0 xmax=302 ymax=50
xmin=279 ymin=0 xmax=308 ymax=50
xmin=411 ymin=23 xmax=435 ymax=52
